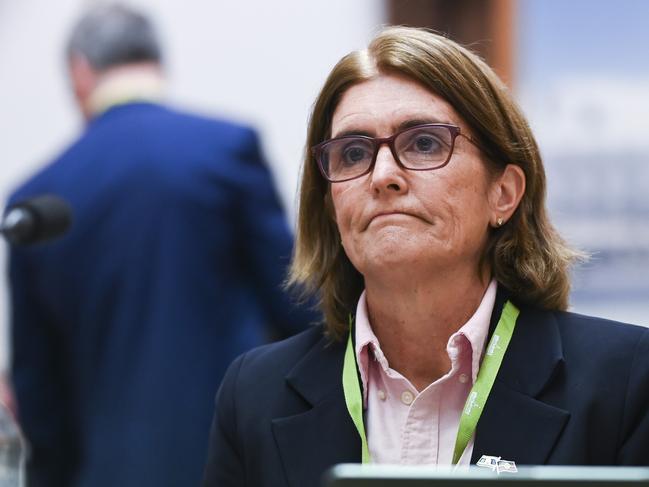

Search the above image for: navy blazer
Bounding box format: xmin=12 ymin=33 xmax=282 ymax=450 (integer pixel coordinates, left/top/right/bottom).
xmin=8 ymin=103 xmax=315 ymax=487
xmin=203 ymin=289 xmax=649 ymax=487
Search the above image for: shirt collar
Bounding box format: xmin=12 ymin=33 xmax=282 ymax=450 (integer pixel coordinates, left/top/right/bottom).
xmin=456 ymin=279 xmax=497 ymax=383
xmin=354 ymin=279 xmax=498 ymax=404
xmin=88 ymin=68 xmax=165 ymax=118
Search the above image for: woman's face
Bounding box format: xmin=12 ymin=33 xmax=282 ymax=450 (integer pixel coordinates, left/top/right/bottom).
xmin=329 ymin=73 xmax=499 ymax=282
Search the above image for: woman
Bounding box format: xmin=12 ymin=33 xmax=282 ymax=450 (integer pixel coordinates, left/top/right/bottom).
xmin=203 ymin=27 xmax=649 ymax=486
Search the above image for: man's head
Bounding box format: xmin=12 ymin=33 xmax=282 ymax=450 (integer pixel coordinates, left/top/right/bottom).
xmin=66 ymin=4 xmax=162 ymax=119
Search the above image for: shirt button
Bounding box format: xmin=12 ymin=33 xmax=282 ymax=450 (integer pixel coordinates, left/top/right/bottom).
xmin=401 ymin=390 xmax=414 ymax=405
xmin=377 ymin=389 xmax=386 ymax=401
xmin=459 ymin=373 xmax=469 ymax=384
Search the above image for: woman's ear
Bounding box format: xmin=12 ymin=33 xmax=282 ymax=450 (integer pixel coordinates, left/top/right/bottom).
xmin=489 ymin=164 xmax=526 ymax=227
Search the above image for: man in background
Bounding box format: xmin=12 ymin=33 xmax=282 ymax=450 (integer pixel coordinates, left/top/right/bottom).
xmin=7 ymin=4 xmax=313 ymax=486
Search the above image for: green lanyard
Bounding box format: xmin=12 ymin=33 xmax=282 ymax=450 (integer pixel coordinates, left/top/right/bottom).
xmin=342 ymin=300 xmax=520 ymax=465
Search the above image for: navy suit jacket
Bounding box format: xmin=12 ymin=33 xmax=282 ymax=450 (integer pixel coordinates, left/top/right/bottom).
xmin=8 ymin=103 xmax=315 ymax=487
xmin=203 ymin=289 xmax=649 ymax=487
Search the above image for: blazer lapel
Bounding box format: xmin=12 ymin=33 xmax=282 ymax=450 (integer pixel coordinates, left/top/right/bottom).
xmin=472 ymin=293 xmax=570 ymax=465
xmin=272 ymin=334 xmax=361 ymax=487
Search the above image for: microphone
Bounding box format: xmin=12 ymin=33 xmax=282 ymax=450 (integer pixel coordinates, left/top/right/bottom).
xmin=1 ymin=195 xmax=73 ymax=245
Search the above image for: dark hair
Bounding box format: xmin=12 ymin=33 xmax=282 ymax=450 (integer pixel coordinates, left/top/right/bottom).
xmin=67 ymin=4 xmax=162 ymax=71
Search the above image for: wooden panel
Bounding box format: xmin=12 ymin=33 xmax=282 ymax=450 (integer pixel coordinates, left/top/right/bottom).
xmin=387 ymin=0 xmax=516 ymax=87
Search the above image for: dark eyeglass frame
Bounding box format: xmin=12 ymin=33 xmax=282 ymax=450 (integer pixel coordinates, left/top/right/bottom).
xmin=312 ymin=123 xmax=477 ymax=183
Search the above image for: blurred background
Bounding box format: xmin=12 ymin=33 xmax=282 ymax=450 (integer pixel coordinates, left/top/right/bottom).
xmin=0 ymin=0 xmax=647 ymax=370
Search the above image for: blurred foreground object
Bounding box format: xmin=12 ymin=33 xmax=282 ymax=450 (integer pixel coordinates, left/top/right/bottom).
xmin=1 ymin=196 xmax=72 ymax=246
xmin=323 ymin=464 xmax=649 ymax=486
xmin=0 ymin=399 xmax=24 ymax=487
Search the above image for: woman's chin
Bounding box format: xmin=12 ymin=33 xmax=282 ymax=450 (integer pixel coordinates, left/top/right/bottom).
xmin=354 ymin=243 xmax=438 ymax=276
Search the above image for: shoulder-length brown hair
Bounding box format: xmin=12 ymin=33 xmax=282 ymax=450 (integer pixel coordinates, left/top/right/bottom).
xmin=289 ymin=26 xmax=581 ymax=340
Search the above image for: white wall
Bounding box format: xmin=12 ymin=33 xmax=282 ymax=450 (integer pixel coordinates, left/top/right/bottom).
xmin=0 ymin=0 xmax=387 ymax=370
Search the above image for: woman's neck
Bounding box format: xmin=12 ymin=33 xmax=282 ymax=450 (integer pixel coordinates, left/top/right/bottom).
xmin=364 ymin=268 xmax=489 ymax=391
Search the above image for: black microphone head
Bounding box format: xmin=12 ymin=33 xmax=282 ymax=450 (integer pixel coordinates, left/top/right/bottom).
xmin=3 ymin=195 xmax=73 ymax=245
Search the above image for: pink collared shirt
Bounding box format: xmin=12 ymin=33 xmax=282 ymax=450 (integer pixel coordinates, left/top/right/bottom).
xmin=355 ymin=279 xmax=497 ymax=466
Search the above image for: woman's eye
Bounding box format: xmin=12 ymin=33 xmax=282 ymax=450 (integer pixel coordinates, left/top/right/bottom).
xmin=342 ymin=146 xmax=370 ymax=164
xmin=413 ymin=135 xmax=441 ymax=153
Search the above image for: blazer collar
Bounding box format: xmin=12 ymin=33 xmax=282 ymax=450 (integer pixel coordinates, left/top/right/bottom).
xmin=271 ymin=288 xmax=571 ymax=480
xmin=272 ymin=330 xmax=360 ymax=487
xmin=472 ymin=287 xmax=570 ymax=465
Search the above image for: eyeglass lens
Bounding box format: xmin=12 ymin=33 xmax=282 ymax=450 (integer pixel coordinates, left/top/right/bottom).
xmin=319 ymin=125 xmax=454 ymax=182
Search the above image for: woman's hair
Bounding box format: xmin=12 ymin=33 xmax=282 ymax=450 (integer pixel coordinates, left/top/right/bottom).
xmin=289 ymin=26 xmax=582 ymax=340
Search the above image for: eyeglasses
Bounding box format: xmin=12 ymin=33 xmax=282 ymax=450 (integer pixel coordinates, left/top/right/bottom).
xmin=312 ymin=123 xmax=475 ymax=183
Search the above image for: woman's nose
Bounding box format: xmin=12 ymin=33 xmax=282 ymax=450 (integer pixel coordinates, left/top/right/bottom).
xmin=369 ymin=145 xmax=407 ymax=194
